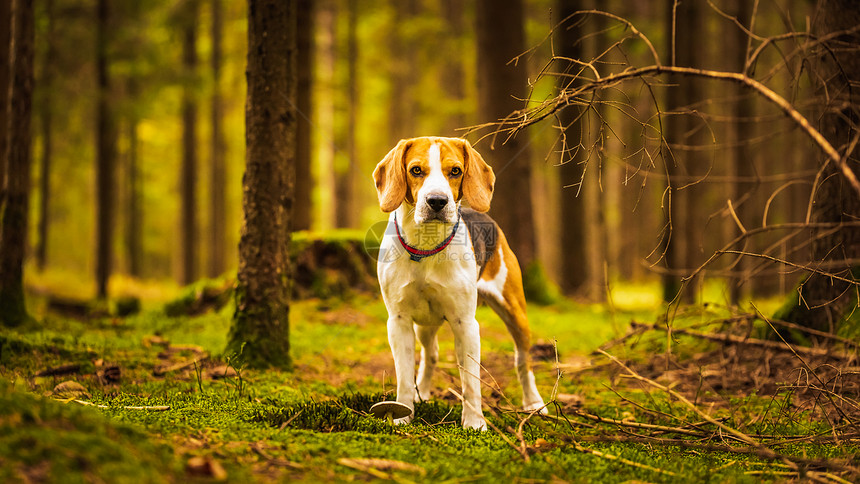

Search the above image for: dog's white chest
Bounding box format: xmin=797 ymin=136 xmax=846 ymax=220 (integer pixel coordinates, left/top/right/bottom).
xmin=378 ymin=226 xmax=478 ymax=327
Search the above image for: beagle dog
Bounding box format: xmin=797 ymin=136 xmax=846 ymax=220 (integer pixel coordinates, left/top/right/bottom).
xmin=372 ymin=136 xmax=546 ymax=430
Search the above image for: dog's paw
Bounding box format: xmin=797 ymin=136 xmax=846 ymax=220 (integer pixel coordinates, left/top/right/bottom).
xmin=393 ymin=414 xmax=413 ymax=426
xmin=523 ymin=400 xmax=548 ymax=415
xmin=415 ymin=387 xmax=432 ymax=403
xmin=462 ymin=414 xmax=487 ymax=431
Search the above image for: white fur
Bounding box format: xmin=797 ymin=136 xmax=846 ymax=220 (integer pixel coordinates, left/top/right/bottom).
xmin=476 ymin=245 xmax=507 ymax=304
xmin=413 ymin=142 xmax=457 ymax=225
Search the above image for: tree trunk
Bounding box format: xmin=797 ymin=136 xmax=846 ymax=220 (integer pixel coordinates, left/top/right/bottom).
xmin=95 ymin=0 xmax=118 ymax=299
xmin=441 ymin=0 xmax=466 ymax=135
xmin=208 ymin=0 xmax=226 ymax=277
xmin=661 ymin=0 xmax=705 ymax=303
xmin=127 ymin=117 xmax=143 ymax=277
xmin=779 ymin=0 xmax=860 ymax=335
xmin=476 ymin=0 xmax=536 ymax=268
xmin=387 ymin=0 xmax=416 ymax=145
xmin=334 ymin=0 xmax=358 ymax=229
xmin=316 ymin=0 xmax=336 ymax=229
xmin=293 ymin=0 xmax=313 ymax=231
xmin=0 ymin=0 xmax=10 ymax=212
xmin=228 ymin=0 xmax=295 ymax=369
xmin=555 ymin=0 xmax=588 ymax=296
xmin=180 ymin=0 xmax=199 ymax=285
xmin=36 ymin=0 xmax=56 ymax=271
xmin=0 ymin=0 xmax=34 ymax=326
xmin=728 ymin=0 xmax=756 ymax=305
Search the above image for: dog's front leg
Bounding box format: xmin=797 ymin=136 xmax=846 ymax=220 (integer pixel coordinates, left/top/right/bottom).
xmin=450 ymin=318 xmax=487 ymax=430
xmin=387 ymin=315 xmax=415 ymax=424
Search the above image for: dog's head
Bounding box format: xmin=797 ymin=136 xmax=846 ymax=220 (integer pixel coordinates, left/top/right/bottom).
xmin=372 ymin=137 xmax=495 ymax=223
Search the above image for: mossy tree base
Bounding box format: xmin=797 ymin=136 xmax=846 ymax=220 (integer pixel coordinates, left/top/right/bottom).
xmin=228 ymin=286 xmax=291 ymax=369
xmin=522 ymin=262 xmax=561 ymax=306
xmin=0 ymin=287 xmax=30 ymax=328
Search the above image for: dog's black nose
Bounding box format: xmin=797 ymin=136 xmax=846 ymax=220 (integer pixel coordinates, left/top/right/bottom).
xmin=426 ymin=195 xmax=448 ymax=212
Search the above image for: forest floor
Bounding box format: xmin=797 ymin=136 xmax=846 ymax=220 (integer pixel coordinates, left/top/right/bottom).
xmin=1 ymin=278 xmax=859 ymax=483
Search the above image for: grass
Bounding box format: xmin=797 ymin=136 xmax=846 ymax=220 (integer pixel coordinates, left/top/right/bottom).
xmin=1 ymin=279 xmax=858 ymax=482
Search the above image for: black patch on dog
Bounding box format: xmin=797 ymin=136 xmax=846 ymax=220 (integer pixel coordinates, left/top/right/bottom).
xmin=461 ymin=208 xmax=498 ymax=277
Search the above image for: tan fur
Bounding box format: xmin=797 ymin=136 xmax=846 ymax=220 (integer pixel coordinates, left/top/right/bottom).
xmin=372 ymin=139 xmax=410 ymax=213
xmin=481 ymin=231 xmax=532 ymax=361
xmin=458 ymin=139 xmax=495 ymax=212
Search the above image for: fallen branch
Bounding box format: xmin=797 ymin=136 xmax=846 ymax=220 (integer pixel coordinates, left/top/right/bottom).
xmin=598 ymin=349 xmax=762 ymax=447
xmin=154 ymin=355 xmax=209 ymax=376
xmin=597 ymin=349 xmax=860 ymax=477
xmin=574 ymin=434 xmax=860 ymax=473
xmin=629 ymin=321 xmax=853 ymax=360
xmin=572 ymin=410 xmax=710 ymax=438
xmin=35 ymin=363 xmax=82 ymax=377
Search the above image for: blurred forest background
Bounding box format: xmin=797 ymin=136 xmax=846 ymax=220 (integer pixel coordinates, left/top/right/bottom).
xmin=2 ymin=0 xmax=857 ymax=322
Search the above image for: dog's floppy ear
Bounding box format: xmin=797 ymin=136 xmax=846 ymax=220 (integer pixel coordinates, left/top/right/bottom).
xmin=461 ymin=139 xmax=495 ymax=212
xmin=372 ymin=139 xmax=411 ymax=213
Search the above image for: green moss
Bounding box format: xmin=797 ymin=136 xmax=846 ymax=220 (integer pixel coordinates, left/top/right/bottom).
xmin=0 ymin=380 xmax=180 ymax=483
xmin=1 ymin=285 xmax=856 ymax=483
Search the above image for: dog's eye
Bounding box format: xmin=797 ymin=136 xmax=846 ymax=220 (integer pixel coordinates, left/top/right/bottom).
xmin=410 ymin=166 xmax=423 ymax=177
xmin=450 ymin=167 xmax=462 ymax=177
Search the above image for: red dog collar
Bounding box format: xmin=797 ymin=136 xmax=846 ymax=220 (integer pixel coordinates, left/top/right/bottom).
xmin=393 ymin=211 xmax=461 ymax=262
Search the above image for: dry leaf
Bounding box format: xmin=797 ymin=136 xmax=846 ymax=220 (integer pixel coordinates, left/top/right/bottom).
xmin=186 ymin=456 xmax=227 ymax=481
xmin=205 ymin=365 xmax=238 ymax=380
xmin=338 ymin=457 xmax=426 ymax=475
xmin=52 ymin=381 xmax=90 ymax=399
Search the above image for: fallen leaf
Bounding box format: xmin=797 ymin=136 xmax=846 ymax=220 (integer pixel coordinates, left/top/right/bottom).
xmin=527 ymin=437 xmax=558 ymax=455
xmin=338 ymin=458 xmax=425 ymax=475
xmin=205 ymin=365 xmax=238 ymax=380
xmin=98 ymin=365 xmax=122 ymax=383
xmin=186 ymin=456 xmax=227 ymax=481
xmin=556 ymin=393 xmax=584 ymax=408
xmin=52 ymin=381 xmax=90 ymax=399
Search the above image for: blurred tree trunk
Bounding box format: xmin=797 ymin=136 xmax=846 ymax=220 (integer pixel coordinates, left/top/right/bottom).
xmin=35 ymin=0 xmax=56 ymax=271
xmin=208 ymin=0 xmax=226 ymax=277
xmin=661 ymin=0 xmax=704 ymax=303
xmin=0 ymin=0 xmax=34 ymax=326
xmin=334 ymin=0 xmax=358 ymax=228
xmin=728 ymin=0 xmax=756 ymax=305
xmin=95 ymin=0 xmax=118 ymax=299
xmin=476 ymin=0 xmax=536 ymax=268
xmin=778 ymin=0 xmax=860 ymax=336
xmin=387 ymin=0 xmax=416 ymax=145
xmin=293 ymin=0 xmax=313 ymax=231
xmin=316 ymin=0 xmax=336 ymax=229
xmin=0 ymin=0 xmax=9 ymax=211
xmin=180 ymin=0 xmax=199 ymax=285
xmin=127 ymin=114 xmax=142 ymax=277
xmin=228 ymin=0 xmax=295 ymax=368
xmin=441 ymin=0 xmax=465 ymax=135
xmin=555 ymin=0 xmax=588 ymax=296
